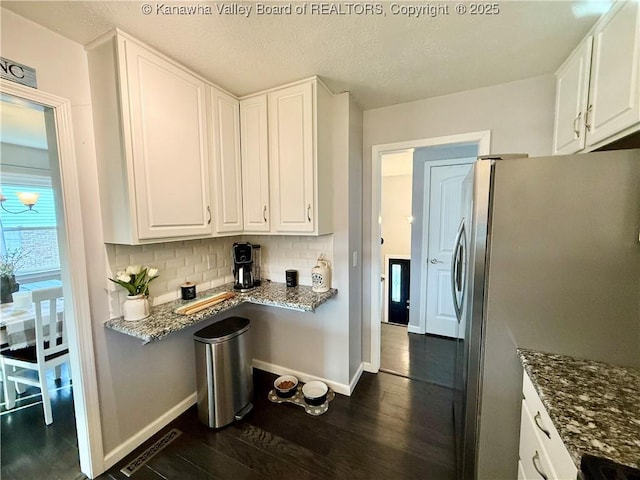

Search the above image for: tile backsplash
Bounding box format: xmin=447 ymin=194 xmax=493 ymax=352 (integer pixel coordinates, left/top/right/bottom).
xmin=105 ymin=234 xmax=333 ymax=319
xmin=243 ymin=234 xmax=334 ymax=285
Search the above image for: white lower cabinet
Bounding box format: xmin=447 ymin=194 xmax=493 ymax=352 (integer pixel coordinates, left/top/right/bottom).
xmin=519 ymin=372 xmax=578 ymax=480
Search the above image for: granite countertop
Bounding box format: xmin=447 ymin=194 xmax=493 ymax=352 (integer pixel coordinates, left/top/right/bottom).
xmin=104 ymin=281 xmax=337 ymax=344
xmin=517 ymin=349 xmax=640 ymax=471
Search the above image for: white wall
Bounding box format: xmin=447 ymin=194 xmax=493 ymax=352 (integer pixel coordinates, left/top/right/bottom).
xmin=362 ymin=74 xmax=556 ymax=360
xmin=381 ymin=174 xmax=412 ymax=262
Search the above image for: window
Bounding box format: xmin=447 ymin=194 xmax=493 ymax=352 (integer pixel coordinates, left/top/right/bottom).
xmin=0 ymin=172 xmax=60 ymax=278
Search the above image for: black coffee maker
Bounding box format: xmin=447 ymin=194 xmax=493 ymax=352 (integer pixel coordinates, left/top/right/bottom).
xmin=232 ymin=242 xmax=261 ymax=291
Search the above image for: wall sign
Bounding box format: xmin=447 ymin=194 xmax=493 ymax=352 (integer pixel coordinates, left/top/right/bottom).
xmin=0 ymin=57 xmax=37 ymax=88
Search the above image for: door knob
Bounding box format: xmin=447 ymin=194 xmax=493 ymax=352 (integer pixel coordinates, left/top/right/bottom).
xmin=430 ymin=258 xmax=443 ymax=264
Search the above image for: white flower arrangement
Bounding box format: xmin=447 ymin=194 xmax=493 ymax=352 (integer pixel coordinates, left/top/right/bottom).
xmin=109 ymin=265 xmax=159 ymax=297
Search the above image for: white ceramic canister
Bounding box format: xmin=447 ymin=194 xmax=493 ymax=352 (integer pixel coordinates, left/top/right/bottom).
xmin=311 ymin=255 xmax=332 ymax=293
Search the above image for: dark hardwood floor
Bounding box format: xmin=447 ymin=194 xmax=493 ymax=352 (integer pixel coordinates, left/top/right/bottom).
xmin=98 ymin=369 xmax=455 ymax=480
xmin=380 ymin=322 xmax=457 ymax=388
xmin=1 ymin=364 xmax=87 ymax=480
xmin=1 ymin=343 xmax=457 ymax=480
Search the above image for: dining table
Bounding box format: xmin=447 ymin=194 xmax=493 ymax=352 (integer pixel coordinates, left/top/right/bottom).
xmin=0 ymin=297 xmax=64 ymax=350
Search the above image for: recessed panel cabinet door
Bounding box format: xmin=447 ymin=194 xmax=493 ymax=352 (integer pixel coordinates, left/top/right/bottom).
xmin=552 ymin=37 xmax=592 ymax=155
xmin=240 ymin=95 xmax=270 ymax=232
xmin=586 ymin=1 xmax=640 ymax=146
xmin=124 ymin=40 xmax=211 ymax=239
xmin=210 ymin=86 xmax=243 ymax=233
xmin=268 ymin=82 xmax=315 ymax=233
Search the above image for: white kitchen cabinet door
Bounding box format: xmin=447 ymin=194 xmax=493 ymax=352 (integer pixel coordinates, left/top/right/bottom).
xmin=124 ymin=39 xmax=211 ymax=240
xmin=268 ymin=82 xmax=315 ymax=233
xmin=240 ymin=95 xmax=270 ymax=232
xmin=209 ymin=86 xmax=243 ymax=233
xmin=519 ymin=373 xmax=578 ymax=480
xmin=586 ymin=1 xmax=640 ymax=147
xmin=552 ymin=37 xmax=592 ymax=155
xmin=81 ymin=31 xmax=218 ymax=245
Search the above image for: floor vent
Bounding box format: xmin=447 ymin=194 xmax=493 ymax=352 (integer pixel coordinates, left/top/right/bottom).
xmin=121 ymin=428 xmax=182 ymax=477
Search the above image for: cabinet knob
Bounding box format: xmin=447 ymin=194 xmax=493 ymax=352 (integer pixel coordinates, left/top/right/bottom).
xmin=263 ymin=205 xmax=267 ymax=222
xmin=207 ymin=206 xmax=212 ymax=225
xmin=307 ymin=204 xmax=312 ymax=222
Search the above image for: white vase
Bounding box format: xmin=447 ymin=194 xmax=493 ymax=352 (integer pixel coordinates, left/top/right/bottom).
xmin=122 ymin=294 xmax=150 ymax=321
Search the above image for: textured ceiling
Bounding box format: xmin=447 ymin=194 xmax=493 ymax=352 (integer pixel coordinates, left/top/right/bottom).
xmin=1 ymin=1 xmax=604 ymax=110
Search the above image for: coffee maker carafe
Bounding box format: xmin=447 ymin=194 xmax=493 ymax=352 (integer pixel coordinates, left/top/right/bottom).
xmin=233 ymin=242 xmax=261 ymax=291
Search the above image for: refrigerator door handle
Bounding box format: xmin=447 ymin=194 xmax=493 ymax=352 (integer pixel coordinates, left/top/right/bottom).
xmin=451 ymin=218 xmax=465 ymax=323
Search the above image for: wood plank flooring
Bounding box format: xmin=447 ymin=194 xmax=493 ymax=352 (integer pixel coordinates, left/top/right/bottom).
xmin=97 ymin=369 xmax=455 ymax=480
xmin=1 ymin=329 xmax=457 ymax=480
xmin=1 ymin=364 xmax=87 ymax=480
xmin=380 ymin=322 xmax=457 ymax=388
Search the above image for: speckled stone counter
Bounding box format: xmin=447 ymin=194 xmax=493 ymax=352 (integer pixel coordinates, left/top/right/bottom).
xmin=517 ymin=349 xmax=640 ymax=471
xmin=104 ymin=281 xmax=337 ymax=344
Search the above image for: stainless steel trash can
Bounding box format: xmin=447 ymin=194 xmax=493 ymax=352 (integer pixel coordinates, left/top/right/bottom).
xmin=194 ymin=316 xmax=253 ymax=428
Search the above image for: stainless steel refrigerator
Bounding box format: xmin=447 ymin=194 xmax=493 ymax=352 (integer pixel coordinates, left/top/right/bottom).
xmin=451 ymin=149 xmax=640 ymax=480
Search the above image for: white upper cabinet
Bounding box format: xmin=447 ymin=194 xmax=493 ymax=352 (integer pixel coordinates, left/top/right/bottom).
xmin=268 ymin=82 xmax=315 ymax=233
xmin=553 ymin=2 xmax=640 ymax=153
xmin=266 ymin=79 xmax=333 ymax=235
xmin=208 ymin=85 xmax=243 ymax=234
xmin=552 ymin=38 xmax=592 ymax=155
xmin=88 ymin=29 xmax=333 ymax=242
xmin=585 ymin=1 xmax=640 ymax=147
xmin=240 ymin=95 xmax=271 ymax=232
xmin=87 ymin=31 xmax=212 ymax=243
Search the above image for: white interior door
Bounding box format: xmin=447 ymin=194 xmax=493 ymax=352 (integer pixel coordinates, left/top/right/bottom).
xmin=425 ymin=164 xmax=472 ymax=337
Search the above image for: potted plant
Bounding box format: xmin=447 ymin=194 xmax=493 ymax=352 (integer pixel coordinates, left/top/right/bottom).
xmin=109 ymin=265 xmax=159 ymax=321
xmin=0 ymin=248 xmax=27 ymax=304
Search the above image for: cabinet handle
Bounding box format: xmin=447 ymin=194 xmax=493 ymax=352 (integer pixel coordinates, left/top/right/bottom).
xmin=207 ymin=206 xmax=212 ymax=225
xmin=263 ymin=205 xmax=267 ymax=222
xmin=573 ymin=112 xmax=582 ymax=138
xmin=532 ymin=451 xmax=548 ymax=480
xmin=307 ymin=204 xmax=312 ymax=222
xmin=533 ymin=412 xmax=551 ymax=439
xmin=585 ymin=104 xmax=593 ymax=132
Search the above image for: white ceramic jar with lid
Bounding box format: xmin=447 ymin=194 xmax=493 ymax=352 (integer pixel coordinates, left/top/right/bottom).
xmin=311 ymin=254 xmax=331 ymax=293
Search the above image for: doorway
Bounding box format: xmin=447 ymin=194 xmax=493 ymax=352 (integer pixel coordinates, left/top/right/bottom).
xmin=387 ymin=257 xmax=410 ymax=325
xmin=0 ymin=80 xmax=102 ymax=477
xmin=371 ymin=131 xmax=491 ymax=383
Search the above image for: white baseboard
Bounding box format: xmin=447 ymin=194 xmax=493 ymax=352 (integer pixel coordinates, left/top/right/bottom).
xmin=349 ymin=363 xmax=364 ymax=394
xmin=363 ymin=361 xmax=378 ymax=373
xmin=102 ymin=392 xmax=196 ymax=471
xmin=252 ymin=359 xmax=352 ymax=396
xmin=407 ymin=324 xmax=424 ymax=334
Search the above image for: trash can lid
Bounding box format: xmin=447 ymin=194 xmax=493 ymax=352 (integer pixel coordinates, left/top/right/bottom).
xmin=194 ymin=316 xmax=250 ymax=343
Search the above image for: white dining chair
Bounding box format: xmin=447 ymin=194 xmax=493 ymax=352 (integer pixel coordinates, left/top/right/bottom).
xmin=0 ymin=286 xmax=68 ymax=425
